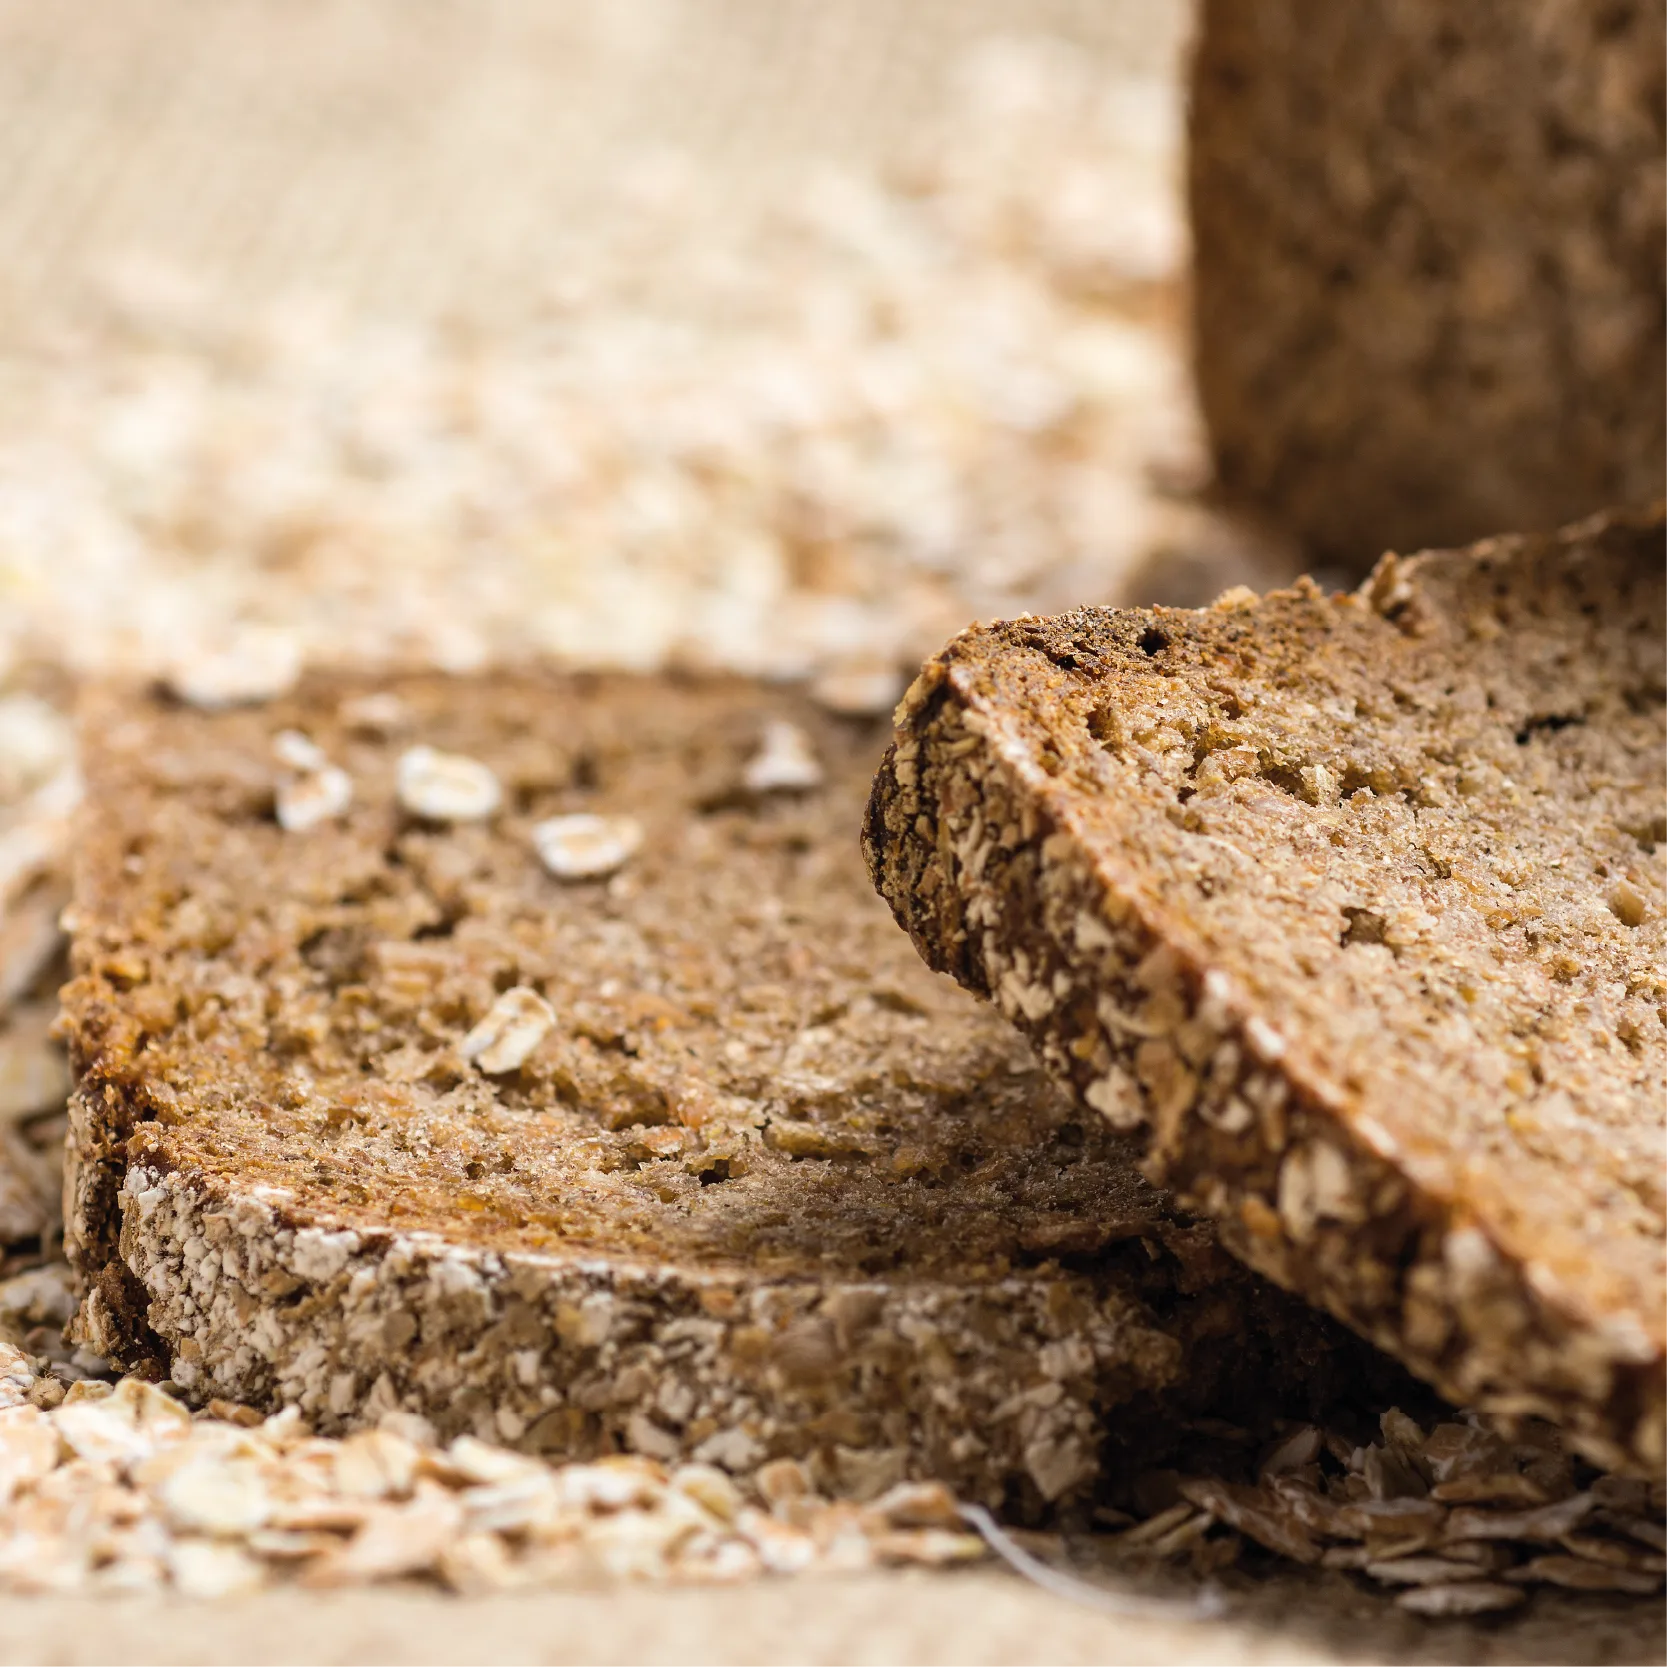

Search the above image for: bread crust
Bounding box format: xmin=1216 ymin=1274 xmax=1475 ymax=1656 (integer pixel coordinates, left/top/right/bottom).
xmin=866 ymin=507 xmax=1666 ymax=1475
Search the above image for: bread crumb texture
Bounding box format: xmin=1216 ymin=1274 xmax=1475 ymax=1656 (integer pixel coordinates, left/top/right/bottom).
xmin=867 ymin=507 xmax=1667 ymax=1475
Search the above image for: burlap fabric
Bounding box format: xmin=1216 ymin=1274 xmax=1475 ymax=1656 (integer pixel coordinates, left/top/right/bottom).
xmin=0 ymin=0 xmax=1183 ymax=328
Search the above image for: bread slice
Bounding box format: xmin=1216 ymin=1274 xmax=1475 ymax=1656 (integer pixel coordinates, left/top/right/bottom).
xmin=865 ymin=507 xmax=1665 ymax=1475
xmin=1189 ymin=0 xmax=1665 ymax=567
xmin=57 ymin=668 xmax=1387 ymax=1515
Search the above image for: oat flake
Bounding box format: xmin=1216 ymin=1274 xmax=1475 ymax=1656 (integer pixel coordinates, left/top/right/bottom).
xmin=461 ymin=987 xmax=555 ymax=1075
xmin=397 ymin=746 xmax=501 ymax=822
xmin=166 ymin=631 xmax=301 ymax=711
xmin=742 ymin=721 xmax=823 ymax=793
xmin=532 ymin=814 xmax=644 ymax=881
xmin=276 ymin=765 xmax=352 ymax=833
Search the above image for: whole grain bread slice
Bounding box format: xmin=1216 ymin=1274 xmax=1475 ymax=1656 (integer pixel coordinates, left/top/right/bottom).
xmin=57 ymin=668 xmax=1389 ymax=1517
xmin=865 ymin=506 xmax=1666 ymax=1476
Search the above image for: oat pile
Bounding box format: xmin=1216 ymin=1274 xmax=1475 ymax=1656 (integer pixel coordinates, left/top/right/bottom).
xmin=0 ymin=37 xmax=1282 ymax=699
xmin=1102 ymin=1409 xmax=1666 ymax=1619
xmin=0 ymin=1333 xmax=983 ymax=1597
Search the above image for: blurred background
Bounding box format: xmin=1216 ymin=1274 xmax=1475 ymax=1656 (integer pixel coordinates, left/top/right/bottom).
xmin=0 ymin=0 xmax=1297 ymax=701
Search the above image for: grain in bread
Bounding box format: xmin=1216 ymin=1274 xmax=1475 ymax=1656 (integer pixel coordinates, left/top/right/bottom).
xmin=57 ymin=669 xmax=1392 ymax=1516
xmin=865 ymin=507 xmax=1665 ymax=1474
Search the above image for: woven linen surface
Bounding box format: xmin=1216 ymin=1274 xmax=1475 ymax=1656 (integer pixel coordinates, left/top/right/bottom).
xmin=0 ymin=0 xmax=1186 ymax=325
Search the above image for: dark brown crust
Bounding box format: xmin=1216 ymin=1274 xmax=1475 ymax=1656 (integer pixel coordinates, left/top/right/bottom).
xmin=865 ymin=507 xmax=1666 ymax=1476
xmin=1190 ymin=0 xmax=1666 ymax=567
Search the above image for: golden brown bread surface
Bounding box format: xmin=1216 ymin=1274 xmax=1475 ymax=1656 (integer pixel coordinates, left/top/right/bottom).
xmin=865 ymin=507 xmax=1666 ymax=1475
xmin=57 ymin=668 xmax=1389 ymax=1515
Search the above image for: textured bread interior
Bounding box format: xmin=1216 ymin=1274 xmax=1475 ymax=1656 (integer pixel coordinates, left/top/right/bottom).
xmin=67 ymin=677 xmax=1161 ymax=1277
xmin=866 ymin=508 xmax=1666 ymax=1473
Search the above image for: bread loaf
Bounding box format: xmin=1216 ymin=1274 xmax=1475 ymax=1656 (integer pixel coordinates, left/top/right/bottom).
xmin=59 ymin=669 xmax=1388 ymax=1514
xmin=1189 ymin=0 xmax=1665 ymax=566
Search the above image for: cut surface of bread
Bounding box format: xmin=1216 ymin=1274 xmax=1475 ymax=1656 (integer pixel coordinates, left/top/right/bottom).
xmin=58 ymin=669 xmax=1385 ymax=1514
xmin=866 ymin=508 xmax=1666 ymax=1475
xmin=1190 ymin=0 xmax=1665 ymax=567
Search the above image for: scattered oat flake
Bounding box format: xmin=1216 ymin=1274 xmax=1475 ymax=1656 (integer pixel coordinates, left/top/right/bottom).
xmin=1178 ymin=1477 xmax=1321 ymax=1565
xmin=276 ymin=764 xmax=353 ymax=833
xmin=1116 ymin=1501 xmax=1196 ymax=1548
xmin=461 ymin=987 xmax=555 ymax=1074
xmin=742 ymin=721 xmax=823 ymax=793
xmin=1339 ymin=1497 xmax=1443 ymax=1539
xmin=736 ymin=1508 xmax=818 ymax=1575
xmin=1364 ymin=1555 xmax=1486 ymax=1586
xmin=305 ymin=1492 xmax=463 ymax=1585
xmin=167 ymin=1538 xmax=267 ymax=1599
xmin=438 ymin=1530 xmax=521 ymax=1596
xmin=0 ymin=1409 xmax=58 ymax=1505
xmin=1619 ymin=1517 xmax=1667 ymax=1552
xmin=1259 ymin=1426 xmax=1322 ymax=1479
xmin=338 ymin=692 xmax=408 ymax=736
xmin=809 ymin=663 xmax=904 ymax=718
xmin=1144 ymin=1511 xmax=1214 ymax=1559
xmin=1557 ymin=1531 xmax=1666 ymax=1573
xmin=532 ymin=814 xmax=644 ymax=881
xmin=167 ymin=631 xmax=301 ymax=711
xmin=1509 ymin=1554 xmax=1664 ymax=1594
xmin=870 ymin=1527 xmax=986 ymax=1566
xmin=867 ymin=1480 xmax=963 ymax=1531
xmin=396 ymin=746 xmax=502 ymax=822
xmin=332 ymin=1428 xmax=419 ymax=1501
xmin=272 ymin=730 xmax=328 ymax=772
xmin=671 ymin=1464 xmax=744 ymax=1526
xmin=158 ymin=1459 xmax=272 ymax=1536
xmin=1443 ymin=1493 xmax=1595 ymax=1543
xmin=1430 ymin=1472 xmax=1549 ymax=1506
xmin=1395 ymin=1581 xmax=1526 ymax=1617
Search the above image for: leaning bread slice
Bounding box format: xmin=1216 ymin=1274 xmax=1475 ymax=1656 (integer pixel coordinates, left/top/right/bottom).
xmin=866 ymin=507 xmax=1665 ymax=1475
xmin=58 ymin=668 xmax=1384 ymax=1514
